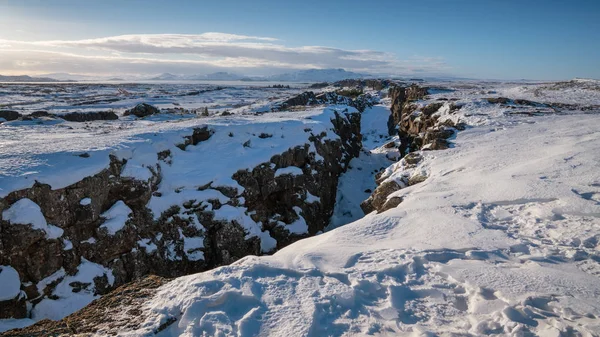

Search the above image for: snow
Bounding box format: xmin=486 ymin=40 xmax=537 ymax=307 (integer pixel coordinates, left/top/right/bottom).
xmin=62 ymin=239 xmax=73 ymax=250
xmin=2 ymin=80 xmax=600 ymax=335
xmin=98 ymin=89 xmax=600 ymax=336
xmin=32 ymin=258 xmax=114 ymax=321
xmin=0 ymin=265 xmax=21 ymax=301
xmin=0 ymin=83 xmax=306 ymax=197
xmin=2 ymin=198 xmax=63 ymax=239
xmin=138 ymin=238 xmax=158 ymax=253
xmin=305 ymin=191 xmax=320 ymax=203
xmin=99 ymin=200 xmax=133 ymax=235
xmin=280 ymin=206 xmax=309 ymax=234
xmin=274 ymin=166 xmax=303 ymax=177
xmin=79 ymin=197 xmax=92 ymax=206
xmin=0 ymin=319 xmax=35 ymax=334
xmin=178 ymin=228 xmax=205 ymax=261
xmin=213 ymin=204 xmax=277 ymax=253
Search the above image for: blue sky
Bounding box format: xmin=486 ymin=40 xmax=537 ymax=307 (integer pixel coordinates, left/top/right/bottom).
xmin=0 ymin=0 xmax=598 ymax=80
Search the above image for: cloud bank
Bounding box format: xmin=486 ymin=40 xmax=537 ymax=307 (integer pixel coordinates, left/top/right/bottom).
xmin=0 ymin=33 xmax=448 ymax=76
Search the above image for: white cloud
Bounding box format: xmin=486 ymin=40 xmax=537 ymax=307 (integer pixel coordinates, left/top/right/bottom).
xmin=0 ymin=33 xmax=449 ymax=76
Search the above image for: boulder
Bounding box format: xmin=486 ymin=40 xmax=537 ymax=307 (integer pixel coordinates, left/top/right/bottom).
xmin=30 ymin=110 xmax=51 ymax=118
xmin=380 ymin=196 xmax=403 ymax=213
xmin=486 ymin=97 xmax=511 ymax=104
xmin=60 ymin=111 xmax=118 ymax=122
xmin=0 ymin=110 xmax=20 ymax=121
xmin=124 ymin=103 xmax=160 ymax=118
xmin=360 ymin=180 xmax=401 ymax=214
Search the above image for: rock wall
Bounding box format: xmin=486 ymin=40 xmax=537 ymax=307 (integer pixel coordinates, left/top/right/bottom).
xmin=387 ymin=85 xmax=463 ymax=157
xmin=273 ymin=91 xmax=376 ymax=113
xmin=0 ymin=110 xmax=362 ymax=320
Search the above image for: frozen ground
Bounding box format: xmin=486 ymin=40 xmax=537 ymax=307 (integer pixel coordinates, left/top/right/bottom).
xmin=0 ymin=83 xmax=304 ymax=115
xmin=1 ymin=79 xmax=600 ymax=336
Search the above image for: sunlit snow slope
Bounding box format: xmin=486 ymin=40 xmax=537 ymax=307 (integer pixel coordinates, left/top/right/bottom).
xmin=64 ymin=84 xmax=600 ymax=337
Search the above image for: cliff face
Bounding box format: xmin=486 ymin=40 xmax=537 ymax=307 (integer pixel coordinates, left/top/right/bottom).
xmin=0 ymin=109 xmax=362 ymax=321
xmin=387 ymin=85 xmax=463 ymax=157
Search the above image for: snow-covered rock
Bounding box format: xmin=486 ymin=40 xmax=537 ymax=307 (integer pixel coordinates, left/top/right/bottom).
xmin=0 ymin=86 xmax=363 ymax=327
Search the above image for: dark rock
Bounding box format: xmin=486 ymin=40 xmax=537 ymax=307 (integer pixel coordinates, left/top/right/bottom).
xmin=424 ymin=138 xmax=450 ymax=151
xmin=383 ymin=141 xmax=396 ymax=149
xmin=403 ymin=152 xmax=423 ymax=166
xmin=1 ymin=275 xmax=169 ymax=337
xmin=309 ymin=82 xmax=329 ymax=89
xmin=423 ymin=127 xmax=455 ymax=145
xmin=486 ymin=97 xmax=511 ymax=104
xmin=513 ymin=99 xmax=545 ymax=107
xmin=408 ymin=174 xmax=427 ymax=186
xmin=124 ymin=103 xmax=160 ymax=118
xmin=380 ymin=196 xmax=403 ymax=212
xmin=0 ymin=110 xmax=21 ymax=121
xmin=422 ymin=102 xmax=444 ymax=116
xmin=360 ymin=180 xmax=401 ymax=214
xmin=177 ymin=126 xmax=214 ymax=150
xmin=30 ymin=111 xmax=50 ymax=118
xmin=275 ymin=91 xmax=375 ymax=113
xmin=0 ymin=297 xmax=27 ymax=320
xmin=60 ymin=111 xmax=118 ymax=122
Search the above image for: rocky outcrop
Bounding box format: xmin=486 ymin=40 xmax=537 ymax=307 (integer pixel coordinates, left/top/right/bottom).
xmin=388 ymin=85 xmax=463 ymax=157
xmin=0 ymin=110 xmax=21 ymax=121
xmin=360 ymin=152 xmax=427 ymax=214
xmin=333 ymin=79 xmax=392 ymax=91
xmin=360 ymin=180 xmax=401 ymax=214
xmin=123 ymin=103 xmax=160 ymax=118
xmin=59 ymin=111 xmax=119 ymax=122
xmin=274 ymin=91 xmax=376 ymax=112
xmin=2 ymin=275 xmax=169 ymax=337
xmin=387 ymin=84 xmax=429 ymax=136
xmin=0 ymin=110 xmax=362 ymax=322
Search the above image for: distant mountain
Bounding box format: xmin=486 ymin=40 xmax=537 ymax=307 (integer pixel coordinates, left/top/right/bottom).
xmin=148 ymin=72 xmax=244 ymax=81
xmin=149 ymin=73 xmax=181 ymax=81
xmin=0 ymin=75 xmax=61 ymax=82
xmin=196 ymin=72 xmax=243 ymax=81
xmin=267 ymin=69 xmax=367 ymax=82
xmin=42 ymin=73 xmax=131 ymax=81
xmin=146 ymin=69 xmax=368 ymax=82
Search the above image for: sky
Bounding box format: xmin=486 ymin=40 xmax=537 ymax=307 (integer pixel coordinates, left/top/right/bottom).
xmin=0 ymin=0 xmax=598 ymax=80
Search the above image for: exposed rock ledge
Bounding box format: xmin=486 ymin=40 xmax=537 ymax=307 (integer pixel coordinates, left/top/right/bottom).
xmin=0 ymin=108 xmax=361 ymax=323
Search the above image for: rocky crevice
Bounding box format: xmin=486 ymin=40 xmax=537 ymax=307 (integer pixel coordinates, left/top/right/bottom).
xmin=0 ymin=110 xmax=362 ymax=321
xmin=363 ymin=85 xmax=465 ymax=214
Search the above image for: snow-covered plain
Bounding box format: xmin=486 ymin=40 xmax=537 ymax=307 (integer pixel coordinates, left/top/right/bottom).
xmin=1 ymin=79 xmax=600 ymax=336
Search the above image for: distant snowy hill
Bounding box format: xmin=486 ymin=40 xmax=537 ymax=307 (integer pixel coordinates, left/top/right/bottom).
xmin=0 ymin=74 xmax=61 ymax=82
xmin=148 ymin=72 xmax=244 ymax=81
xmin=148 ymin=72 xmax=183 ymax=81
xmin=267 ymin=68 xmax=367 ymax=82
xmin=146 ymin=69 xmax=367 ymax=82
